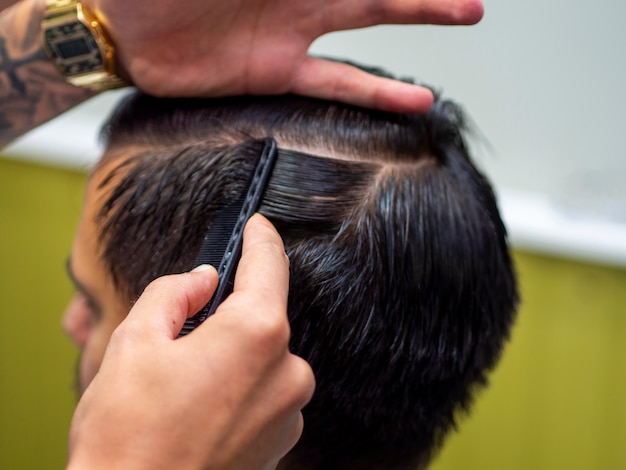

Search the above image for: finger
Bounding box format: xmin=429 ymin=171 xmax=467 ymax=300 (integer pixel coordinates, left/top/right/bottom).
xmin=291 ymin=57 xmax=434 ymax=113
xmin=187 ymin=215 xmax=289 ymax=359
xmin=231 ymin=214 xmax=290 ymax=309
xmin=203 ymin=214 xmax=290 ymax=351
xmin=375 ymin=0 xmax=484 ymax=25
xmin=121 ymin=267 xmax=219 ymax=340
xmin=317 ymin=0 xmax=484 ymax=32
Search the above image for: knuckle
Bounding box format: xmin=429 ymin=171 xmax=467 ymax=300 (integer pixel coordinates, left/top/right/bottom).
xmin=108 ymin=320 xmax=134 ymax=348
xmin=223 ymin=294 xmax=291 ymax=353
xmin=252 ymin=307 xmax=291 ymax=350
xmin=290 ymin=356 xmax=316 ymax=405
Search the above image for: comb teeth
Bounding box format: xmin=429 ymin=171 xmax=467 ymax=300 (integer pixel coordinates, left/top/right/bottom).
xmin=178 ymin=139 xmax=278 ymax=337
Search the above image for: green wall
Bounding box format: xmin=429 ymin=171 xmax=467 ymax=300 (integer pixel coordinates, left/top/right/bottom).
xmin=432 ymin=251 xmax=626 ymax=469
xmin=1 ymin=156 xmax=625 ymax=468
xmin=0 ymin=157 xmax=85 ymax=468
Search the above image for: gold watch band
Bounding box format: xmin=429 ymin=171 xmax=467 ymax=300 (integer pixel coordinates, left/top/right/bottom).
xmin=42 ymin=0 xmax=129 ymax=91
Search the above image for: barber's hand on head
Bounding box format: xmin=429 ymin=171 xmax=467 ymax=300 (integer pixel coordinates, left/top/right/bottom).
xmin=67 ymin=214 xmax=315 ymax=470
xmin=85 ymin=0 xmax=483 ymax=113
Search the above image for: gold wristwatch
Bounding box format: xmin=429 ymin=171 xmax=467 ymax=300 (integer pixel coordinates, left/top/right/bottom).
xmin=41 ymin=0 xmax=129 ymax=91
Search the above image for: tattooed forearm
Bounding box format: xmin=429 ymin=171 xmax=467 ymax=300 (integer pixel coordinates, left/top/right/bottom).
xmin=1 ymin=1 xmax=21 ymax=12
xmin=0 ymin=0 xmax=94 ymax=148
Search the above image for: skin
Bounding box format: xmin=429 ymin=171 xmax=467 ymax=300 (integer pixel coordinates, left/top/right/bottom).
xmin=0 ymin=0 xmax=483 ymax=147
xmin=63 ymin=162 xmax=129 ymax=391
xmin=65 ymin=159 xmax=315 ymax=469
xmin=88 ymin=0 xmax=484 ymax=108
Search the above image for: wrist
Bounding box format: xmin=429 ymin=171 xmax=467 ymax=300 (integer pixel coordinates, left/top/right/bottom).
xmin=41 ymin=0 xmax=130 ymax=91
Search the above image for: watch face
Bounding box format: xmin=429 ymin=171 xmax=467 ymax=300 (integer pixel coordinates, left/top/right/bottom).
xmin=44 ymin=22 xmax=104 ymax=76
xmin=56 ymin=37 xmax=92 ymax=58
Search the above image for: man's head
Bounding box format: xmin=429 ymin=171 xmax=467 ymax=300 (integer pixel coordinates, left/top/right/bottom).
xmin=64 ymin=91 xmax=518 ymax=469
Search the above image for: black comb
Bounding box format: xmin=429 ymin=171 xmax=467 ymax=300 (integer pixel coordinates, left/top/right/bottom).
xmin=178 ymin=139 xmax=278 ymax=336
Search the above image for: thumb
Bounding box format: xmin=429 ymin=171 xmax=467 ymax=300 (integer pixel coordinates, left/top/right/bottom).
xmin=290 ymin=57 xmax=434 ymax=113
xmin=120 ymin=266 xmax=219 ymax=340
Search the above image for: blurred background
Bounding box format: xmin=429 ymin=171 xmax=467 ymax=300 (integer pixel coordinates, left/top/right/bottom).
xmin=1 ymin=0 xmax=625 ymax=467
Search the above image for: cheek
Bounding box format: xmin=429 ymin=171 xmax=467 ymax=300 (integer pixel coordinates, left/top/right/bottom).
xmin=79 ymin=325 xmax=115 ymax=393
xmin=62 ymin=295 xmax=126 ymax=393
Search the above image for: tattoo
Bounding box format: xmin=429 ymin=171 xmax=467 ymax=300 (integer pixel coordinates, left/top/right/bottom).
xmin=0 ymin=0 xmax=93 ymax=148
xmin=0 ymin=35 xmax=47 ymax=95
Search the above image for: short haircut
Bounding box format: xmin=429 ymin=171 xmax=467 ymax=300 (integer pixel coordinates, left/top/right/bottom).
xmin=94 ymin=88 xmax=518 ymax=469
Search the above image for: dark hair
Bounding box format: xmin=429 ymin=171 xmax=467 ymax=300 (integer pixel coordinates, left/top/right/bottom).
xmin=95 ymin=90 xmax=518 ymax=469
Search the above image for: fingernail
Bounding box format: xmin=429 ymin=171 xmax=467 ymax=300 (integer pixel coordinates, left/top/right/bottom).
xmin=191 ymin=264 xmax=213 ymax=272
